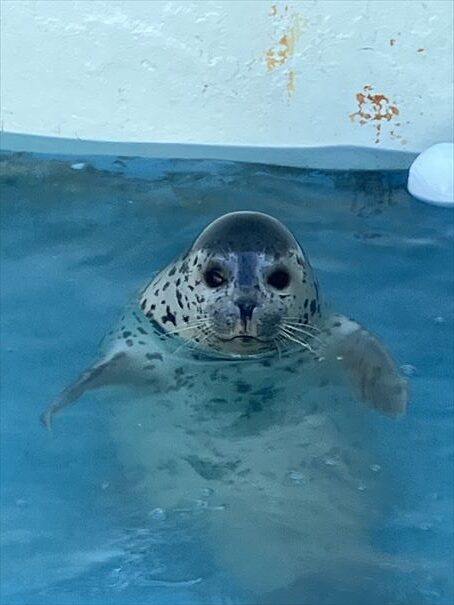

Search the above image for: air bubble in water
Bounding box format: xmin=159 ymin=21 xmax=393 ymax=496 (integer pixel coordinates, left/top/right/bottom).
xmin=149 ymin=507 xmax=166 ymax=521
xmin=324 ymin=457 xmax=338 ymax=467
xmin=194 ymin=499 xmax=208 ymax=509
xmin=401 ymin=364 xmax=417 ymax=376
xmin=288 ymin=470 xmax=304 ymax=483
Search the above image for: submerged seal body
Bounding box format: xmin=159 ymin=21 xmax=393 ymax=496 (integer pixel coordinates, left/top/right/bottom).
xmin=42 ymin=211 xmax=409 ymax=598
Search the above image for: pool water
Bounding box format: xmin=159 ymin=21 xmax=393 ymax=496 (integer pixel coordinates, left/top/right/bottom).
xmin=0 ymin=152 xmax=453 ymax=605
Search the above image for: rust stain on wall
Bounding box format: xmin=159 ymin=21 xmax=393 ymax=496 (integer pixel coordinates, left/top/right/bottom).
xmin=265 ymin=3 xmax=303 ymax=98
xmin=350 ymin=85 xmax=400 ymax=144
xmin=265 ymin=19 xmax=301 ymax=71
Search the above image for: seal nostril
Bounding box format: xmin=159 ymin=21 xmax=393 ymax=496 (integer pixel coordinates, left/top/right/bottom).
xmin=236 ymin=301 xmax=256 ymax=328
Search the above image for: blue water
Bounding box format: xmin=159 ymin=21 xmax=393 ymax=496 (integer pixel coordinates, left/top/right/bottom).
xmin=0 ymin=152 xmax=453 ymax=605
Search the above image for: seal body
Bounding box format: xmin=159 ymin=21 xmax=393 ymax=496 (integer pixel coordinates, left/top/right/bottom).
xmin=107 ymin=313 xmax=381 ymax=596
xmin=43 ymin=211 xmax=409 ymax=599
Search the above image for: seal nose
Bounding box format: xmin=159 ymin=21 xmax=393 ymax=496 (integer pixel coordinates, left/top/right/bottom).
xmin=236 ymin=299 xmax=256 ymax=331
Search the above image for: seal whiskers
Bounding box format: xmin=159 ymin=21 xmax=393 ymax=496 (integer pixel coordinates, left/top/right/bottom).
xmin=278 ymin=326 xmax=318 ymax=356
xmin=282 ymin=317 xmax=323 ymax=333
xmin=163 ymin=320 xmax=209 ymax=336
xmin=281 ymin=323 xmax=325 ymax=346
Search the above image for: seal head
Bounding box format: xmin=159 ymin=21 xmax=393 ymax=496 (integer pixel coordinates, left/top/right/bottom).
xmin=141 ymin=212 xmax=322 ymax=357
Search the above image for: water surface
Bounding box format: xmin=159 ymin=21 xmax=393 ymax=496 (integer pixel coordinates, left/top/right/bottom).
xmin=0 ymin=152 xmax=453 ymax=604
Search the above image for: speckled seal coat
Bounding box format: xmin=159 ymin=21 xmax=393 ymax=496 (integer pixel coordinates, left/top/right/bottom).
xmin=42 ymin=211 xmax=409 ymax=598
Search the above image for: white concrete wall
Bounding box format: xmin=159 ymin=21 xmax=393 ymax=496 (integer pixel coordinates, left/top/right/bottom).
xmin=1 ymin=0 xmax=453 ymax=167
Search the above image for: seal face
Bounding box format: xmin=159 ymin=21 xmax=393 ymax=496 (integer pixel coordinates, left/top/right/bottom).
xmin=140 ymin=212 xmax=322 ymax=357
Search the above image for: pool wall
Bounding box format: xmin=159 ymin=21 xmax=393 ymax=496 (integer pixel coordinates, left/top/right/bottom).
xmin=1 ymin=0 xmax=453 ymax=169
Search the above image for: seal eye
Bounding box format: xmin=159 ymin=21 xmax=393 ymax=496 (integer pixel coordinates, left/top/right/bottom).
xmin=267 ymin=269 xmax=290 ymax=290
xmin=204 ymin=267 xmax=226 ymax=288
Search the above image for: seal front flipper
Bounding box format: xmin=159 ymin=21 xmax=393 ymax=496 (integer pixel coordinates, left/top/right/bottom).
xmin=325 ymin=314 xmax=409 ymax=417
xmin=40 ymin=350 xmax=128 ymax=430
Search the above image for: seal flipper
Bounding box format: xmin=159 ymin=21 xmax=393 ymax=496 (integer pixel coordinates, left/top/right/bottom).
xmin=40 ymin=351 xmax=127 ymax=430
xmin=325 ymin=314 xmax=409 ymax=417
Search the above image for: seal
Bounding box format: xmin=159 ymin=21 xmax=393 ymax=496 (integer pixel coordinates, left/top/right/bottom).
xmin=41 ymin=211 xmax=409 ymax=598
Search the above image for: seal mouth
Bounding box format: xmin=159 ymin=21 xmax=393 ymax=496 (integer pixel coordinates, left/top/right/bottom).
xmin=205 ymin=333 xmax=277 ymax=359
xmin=233 ymin=335 xmax=258 ymax=345
xmin=217 ymin=335 xmax=270 ymax=345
